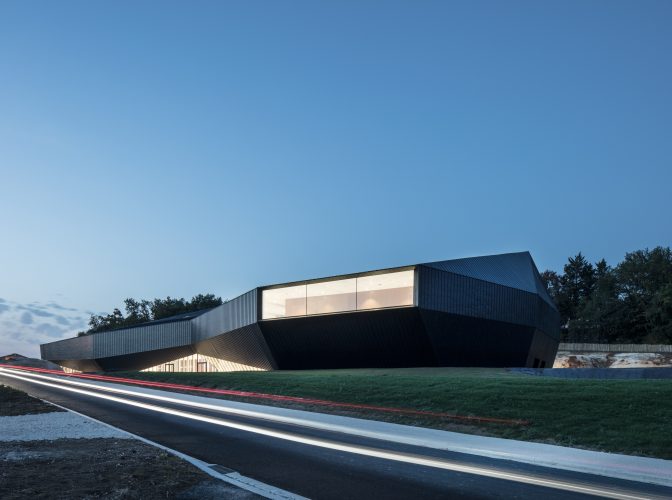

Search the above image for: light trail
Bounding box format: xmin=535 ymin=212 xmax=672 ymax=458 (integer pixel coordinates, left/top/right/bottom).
xmin=0 ymin=367 xmax=379 ymax=435
xmin=0 ymin=367 xmax=662 ymax=500
xmin=1 ymin=365 xmax=529 ymax=425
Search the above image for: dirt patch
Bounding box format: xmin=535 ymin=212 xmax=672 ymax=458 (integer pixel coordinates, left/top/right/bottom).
xmin=0 ymin=384 xmax=63 ymax=416
xmin=0 ymin=438 xmax=259 ymax=499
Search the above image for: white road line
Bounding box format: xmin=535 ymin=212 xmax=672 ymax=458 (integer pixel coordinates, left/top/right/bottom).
xmin=0 ymin=368 xmax=312 ymax=425
xmin=0 ymin=368 xmax=663 ymax=500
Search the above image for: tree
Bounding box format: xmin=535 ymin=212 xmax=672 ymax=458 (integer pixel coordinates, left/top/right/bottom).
xmin=540 ymin=270 xmax=561 ymax=301
xmin=88 ymin=308 xmax=125 ymax=333
xmin=82 ymin=292 xmax=223 ymax=334
xmin=570 ymin=259 xmax=621 ymax=342
xmin=187 ymin=293 xmax=222 ymax=312
xmin=617 ymin=247 xmax=672 ymax=299
xmin=150 ymin=297 xmax=187 ymax=320
xmin=123 ymin=298 xmax=152 ymax=324
xmin=553 ymin=253 xmax=596 ymax=338
xmin=647 ymin=283 xmax=672 ymax=342
xmin=617 ymin=247 xmax=672 ymax=343
xmin=547 ymin=247 xmax=672 ymax=344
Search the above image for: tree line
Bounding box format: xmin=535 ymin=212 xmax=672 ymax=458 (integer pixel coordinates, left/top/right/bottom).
xmin=541 ymin=246 xmax=672 ymax=344
xmin=78 ymin=293 xmax=223 ymax=336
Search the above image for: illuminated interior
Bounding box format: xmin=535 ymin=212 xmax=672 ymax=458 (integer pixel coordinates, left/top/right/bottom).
xmin=262 ymin=269 xmax=414 ymax=320
xmin=142 ymin=353 xmax=265 ymax=373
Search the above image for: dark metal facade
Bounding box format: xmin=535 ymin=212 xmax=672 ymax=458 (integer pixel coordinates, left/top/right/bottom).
xmin=41 ymin=252 xmax=560 ymax=371
xmin=259 ymin=307 xmax=436 ymax=369
xmin=191 ymin=289 xmax=258 ymax=343
xmin=413 ymin=253 xmax=560 ymax=367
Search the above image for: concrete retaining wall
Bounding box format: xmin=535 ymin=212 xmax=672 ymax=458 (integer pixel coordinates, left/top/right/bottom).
xmin=558 ymin=343 xmax=672 ymax=353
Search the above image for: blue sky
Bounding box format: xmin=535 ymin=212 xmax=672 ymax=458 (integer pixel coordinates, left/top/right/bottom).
xmin=1 ymin=1 xmax=671 ymax=356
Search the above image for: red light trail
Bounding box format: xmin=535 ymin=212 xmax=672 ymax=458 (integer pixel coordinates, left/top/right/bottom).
xmin=1 ymin=364 xmax=529 ymax=426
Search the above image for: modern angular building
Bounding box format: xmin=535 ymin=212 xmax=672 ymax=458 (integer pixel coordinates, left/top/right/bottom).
xmin=40 ymin=252 xmax=560 ymax=373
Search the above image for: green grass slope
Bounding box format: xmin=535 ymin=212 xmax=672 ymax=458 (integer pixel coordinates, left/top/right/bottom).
xmin=111 ymin=368 xmax=672 ymax=459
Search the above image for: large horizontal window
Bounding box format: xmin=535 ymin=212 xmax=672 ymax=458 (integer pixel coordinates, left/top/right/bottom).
xmin=307 ymin=278 xmax=356 ymax=315
xmin=262 ymin=269 xmax=414 ymax=320
xmin=356 ymin=271 xmax=414 ymax=310
xmin=262 ymin=284 xmax=306 ymax=319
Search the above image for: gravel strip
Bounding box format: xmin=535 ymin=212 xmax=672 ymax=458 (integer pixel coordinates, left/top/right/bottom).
xmin=0 ymin=411 xmax=130 ymax=441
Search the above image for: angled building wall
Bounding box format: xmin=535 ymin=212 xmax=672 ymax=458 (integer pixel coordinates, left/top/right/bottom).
xmin=41 ymin=291 xmax=277 ymax=372
xmin=191 ymin=289 xmax=277 ymax=370
xmin=415 ymin=254 xmax=560 ymax=367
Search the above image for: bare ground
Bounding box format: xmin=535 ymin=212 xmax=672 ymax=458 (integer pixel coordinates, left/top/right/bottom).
xmin=0 ymin=438 xmax=258 ymax=499
xmin=0 ymin=384 xmax=63 ymax=416
xmin=0 ymin=384 xmax=259 ymax=499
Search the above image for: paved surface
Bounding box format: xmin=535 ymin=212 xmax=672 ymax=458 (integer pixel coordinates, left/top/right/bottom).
xmin=2 ymin=368 xmax=671 ymax=500
xmin=0 ymin=411 xmax=130 ymax=441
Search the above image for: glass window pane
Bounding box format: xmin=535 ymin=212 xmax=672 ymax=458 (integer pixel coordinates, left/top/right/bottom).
xmin=356 ymin=270 xmax=414 ymax=310
xmin=307 ymin=278 xmax=357 ymax=315
xmin=262 ymin=285 xmax=306 ymax=319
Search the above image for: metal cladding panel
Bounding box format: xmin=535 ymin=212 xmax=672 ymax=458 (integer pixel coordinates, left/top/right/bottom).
xmin=95 ymin=345 xmax=196 ymax=371
xmin=418 ymin=308 xmax=538 ymax=367
xmin=423 ymin=252 xmax=556 ymax=308
xmin=258 ymin=307 xmax=437 ymax=370
xmin=531 ymin=265 xmax=557 ymax=307
xmin=525 ymin=329 xmax=559 ymax=367
xmin=191 ymin=289 xmax=258 ymax=344
xmin=417 ymin=265 xmax=537 ymax=325
xmin=536 ymin=297 xmax=561 ymax=340
xmin=416 ymin=265 xmax=560 ymax=339
xmin=41 ymin=334 xmax=94 ymax=361
xmin=91 ymin=320 xmax=193 ymax=358
xmin=195 ymin=323 xmax=276 ymax=371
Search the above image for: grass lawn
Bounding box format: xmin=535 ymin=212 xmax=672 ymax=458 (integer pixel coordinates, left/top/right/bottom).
xmin=109 ymin=368 xmax=672 ymax=459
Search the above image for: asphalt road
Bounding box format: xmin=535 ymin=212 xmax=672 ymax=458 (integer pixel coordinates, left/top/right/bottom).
xmin=1 ymin=369 xmax=670 ymax=500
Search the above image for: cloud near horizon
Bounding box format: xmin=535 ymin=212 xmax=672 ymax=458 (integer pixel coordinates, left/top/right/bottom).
xmin=0 ymin=299 xmax=90 ymax=358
